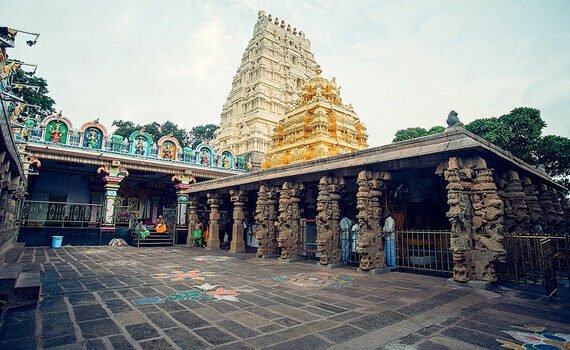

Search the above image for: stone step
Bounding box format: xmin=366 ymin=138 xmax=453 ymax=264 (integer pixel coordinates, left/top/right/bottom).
xmin=0 ymin=263 xmax=22 ymax=303
xmin=12 ymin=271 xmax=41 ymax=305
xmin=0 ymin=242 xmax=25 ymax=263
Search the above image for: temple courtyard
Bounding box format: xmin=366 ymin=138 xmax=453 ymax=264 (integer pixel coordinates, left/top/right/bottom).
xmin=0 ymin=247 xmax=568 ymax=350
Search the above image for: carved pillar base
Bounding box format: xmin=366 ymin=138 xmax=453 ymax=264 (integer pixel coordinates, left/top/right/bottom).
xmin=206 ymin=193 xmax=222 ymax=250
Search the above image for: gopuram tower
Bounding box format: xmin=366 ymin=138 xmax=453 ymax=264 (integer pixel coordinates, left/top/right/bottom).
xmin=262 ymin=66 xmax=368 ymax=168
xmin=211 ymin=10 xmax=319 ymax=166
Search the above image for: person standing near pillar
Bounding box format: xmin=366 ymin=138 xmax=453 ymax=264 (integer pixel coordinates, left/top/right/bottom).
xmin=383 ymin=211 xmax=396 ymax=269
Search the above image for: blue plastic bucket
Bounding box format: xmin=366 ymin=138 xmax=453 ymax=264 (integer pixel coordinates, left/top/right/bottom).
xmin=52 ymin=236 xmax=63 ymax=248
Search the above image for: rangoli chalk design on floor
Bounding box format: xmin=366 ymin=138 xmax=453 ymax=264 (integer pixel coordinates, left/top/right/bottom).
xmin=272 ymin=272 xmax=354 ymax=287
xmin=190 ymin=255 xmax=233 ymax=262
xmin=101 ymin=259 xmax=137 ymax=266
xmin=497 ymin=326 xmax=570 ymax=349
xmin=152 ymin=269 xmax=216 ymax=281
xmin=83 ymin=249 xmax=107 ymax=255
xmin=131 ymin=283 xmax=240 ymax=305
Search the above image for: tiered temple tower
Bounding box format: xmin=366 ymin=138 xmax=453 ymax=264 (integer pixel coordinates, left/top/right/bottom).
xmin=262 ymin=66 xmax=368 ymax=169
xmin=211 ymin=10 xmax=319 ymax=166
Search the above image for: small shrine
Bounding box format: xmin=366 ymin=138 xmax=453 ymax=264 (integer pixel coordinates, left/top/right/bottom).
xmin=262 ymin=66 xmax=368 ymax=168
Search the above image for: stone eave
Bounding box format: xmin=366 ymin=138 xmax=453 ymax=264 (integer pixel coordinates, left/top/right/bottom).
xmin=186 ymin=127 xmax=564 ymax=194
xmin=26 ymin=142 xmax=241 ymax=180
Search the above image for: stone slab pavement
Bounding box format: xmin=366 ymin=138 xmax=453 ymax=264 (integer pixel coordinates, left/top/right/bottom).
xmin=1 ymin=246 xmax=569 ymax=349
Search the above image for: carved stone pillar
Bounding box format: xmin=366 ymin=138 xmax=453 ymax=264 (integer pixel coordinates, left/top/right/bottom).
xmin=229 ymin=190 xmax=247 ymax=253
xmin=522 ymin=177 xmax=543 ymax=231
xmin=98 ymin=161 xmax=128 ymax=230
xmin=437 ymin=157 xmax=474 ymax=282
xmin=549 ymin=188 xmax=565 ymax=232
xmin=355 ymin=170 xmax=391 ymax=272
xmin=277 ymin=182 xmax=304 ymax=261
xmin=502 ymin=171 xmax=529 ymax=234
xmin=470 ymin=158 xmax=505 ymax=282
xmin=186 ymin=196 xmax=198 ymax=246
xmin=538 ymin=184 xmax=557 ymax=232
xmin=255 ymin=185 xmax=279 ymax=258
xmin=559 ymin=192 xmax=570 ymax=233
xmin=206 ymin=193 xmax=222 ymax=250
xmin=316 ymin=176 xmax=344 ymax=266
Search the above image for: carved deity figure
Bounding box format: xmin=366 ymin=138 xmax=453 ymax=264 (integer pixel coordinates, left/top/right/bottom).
xmin=86 ymin=129 xmax=99 ymax=148
xmin=522 ymin=177 xmax=543 ymax=230
xmin=162 ymin=143 xmax=173 ymax=159
xmin=222 ymin=154 xmax=230 ymax=168
xmin=501 ymin=171 xmax=530 ymax=233
xmin=316 ymin=176 xmax=344 ymax=266
xmin=201 ymin=150 xmax=209 ymax=165
xmin=277 ymin=182 xmax=304 ymax=260
xmin=50 ymin=122 xmax=63 ymax=143
xmin=135 ymin=137 xmax=145 ymax=155
xmin=355 ymin=170 xmax=390 ymax=271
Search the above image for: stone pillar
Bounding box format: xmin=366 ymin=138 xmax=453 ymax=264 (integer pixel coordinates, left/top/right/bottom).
xmin=255 ymin=185 xmax=280 ymax=258
xmin=502 ymin=171 xmax=530 ymax=234
xmin=229 ymin=189 xmax=247 ymax=253
xmin=316 ymin=176 xmax=344 ymax=267
xmin=186 ymin=196 xmax=198 ymax=246
xmin=98 ymin=161 xmax=128 ymax=230
xmin=522 ymin=177 xmax=543 ymax=231
xmin=355 ymin=170 xmax=391 ymax=272
xmin=538 ymin=184 xmax=558 ymax=232
xmin=559 ymin=192 xmax=570 ymax=233
xmin=470 ymin=157 xmax=505 ymax=282
xmin=438 ymin=157 xmax=474 ymax=282
xmin=172 ymin=171 xmax=196 ymax=229
xmin=548 ymin=188 xmax=565 ymax=232
xmin=277 ymin=182 xmax=304 ymax=261
xmin=206 ymin=193 xmax=222 ymax=250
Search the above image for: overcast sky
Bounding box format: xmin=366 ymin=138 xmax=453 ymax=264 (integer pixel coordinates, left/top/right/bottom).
xmin=2 ymin=0 xmax=569 ymax=146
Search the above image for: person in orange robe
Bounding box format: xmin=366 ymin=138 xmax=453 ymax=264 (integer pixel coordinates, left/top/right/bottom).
xmin=155 ymin=215 xmax=167 ymax=234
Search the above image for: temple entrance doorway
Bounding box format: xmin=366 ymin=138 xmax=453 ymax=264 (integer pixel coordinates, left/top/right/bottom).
xmin=301 ymin=219 xmax=318 ymax=261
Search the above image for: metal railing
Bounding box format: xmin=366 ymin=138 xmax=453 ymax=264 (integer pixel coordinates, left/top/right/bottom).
xmin=19 ymin=200 xmax=102 ymax=227
xmin=499 ymin=233 xmax=568 ymax=290
xmin=395 ymin=230 xmax=452 ymax=275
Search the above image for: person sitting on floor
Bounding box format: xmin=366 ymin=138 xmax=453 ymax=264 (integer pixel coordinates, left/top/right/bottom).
xmin=155 ymin=215 xmax=167 ymax=234
xmin=136 ymin=220 xmax=150 ymax=239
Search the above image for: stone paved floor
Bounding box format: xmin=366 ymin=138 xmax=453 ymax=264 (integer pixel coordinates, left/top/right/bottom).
xmin=1 ymin=246 xmax=569 ymax=350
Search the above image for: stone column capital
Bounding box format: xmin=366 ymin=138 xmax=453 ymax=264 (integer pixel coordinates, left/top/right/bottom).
xmin=207 ymin=192 xmax=222 ymax=206
xmin=230 ymin=189 xmax=247 ymax=204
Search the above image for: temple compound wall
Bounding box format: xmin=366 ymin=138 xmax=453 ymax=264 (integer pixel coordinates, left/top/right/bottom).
xmin=0 ymin=28 xmax=28 ymax=254
xmin=186 ymin=123 xmax=567 ymax=284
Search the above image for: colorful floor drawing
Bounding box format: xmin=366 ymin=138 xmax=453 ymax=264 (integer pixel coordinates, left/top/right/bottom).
xmin=497 ymin=326 xmax=570 ymax=349
xmin=190 ymin=256 xmax=233 ymax=262
xmin=272 ymin=272 xmax=354 ymax=287
xmin=83 ymin=249 xmax=107 ymax=255
xmin=101 ymin=259 xmax=137 ymax=266
xmin=131 ymin=284 xmax=240 ymax=305
xmin=152 ymin=269 xmax=216 ymax=281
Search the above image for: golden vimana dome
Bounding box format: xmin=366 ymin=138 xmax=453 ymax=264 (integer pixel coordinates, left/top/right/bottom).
xmin=262 ymin=66 xmax=368 ymax=169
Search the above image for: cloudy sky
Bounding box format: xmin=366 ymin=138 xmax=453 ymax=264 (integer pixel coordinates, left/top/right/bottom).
xmin=2 ymin=0 xmax=569 ymax=146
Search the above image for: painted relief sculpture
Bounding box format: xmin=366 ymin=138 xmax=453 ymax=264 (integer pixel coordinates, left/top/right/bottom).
xmin=316 ymin=176 xmax=344 ymax=266
xmin=355 ymin=170 xmax=390 ymax=271
xmin=42 ymin=113 xmax=72 ymax=144
xmin=255 ymin=185 xmax=280 ymax=258
xmin=129 ymin=129 xmax=153 ymax=156
xmin=80 ymin=120 xmax=108 ymax=149
xmin=277 ymin=182 xmax=304 ymax=260
xmin=158 ymin=135 xmax=181 ymax=160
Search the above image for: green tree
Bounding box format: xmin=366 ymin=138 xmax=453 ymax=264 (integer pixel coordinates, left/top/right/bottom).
xmin=12 ymin=69 xmax=56 ymax=118
xmin=188 ymin=124 xmax=219 ymax=148
xmin=111 ymin=120 xmax=188 ymax=146
xmin=393 ymin=126 xmax=445 ymax=142
xmin=537 ymin=135 xmax=570 ymax=179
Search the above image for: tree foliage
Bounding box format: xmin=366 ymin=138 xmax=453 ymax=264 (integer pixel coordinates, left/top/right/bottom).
xmin=392 ymin=107 xmax=569 ymax=185
xmin=12 ymin=69 xmax=56 ymax=118
xmin=187 ymin=124 xmax=219 ymax=148
xmin=393 ymin=126 xmax=445 ymax=142
xmin=112 ymin=120 xmax=186 ymax=146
